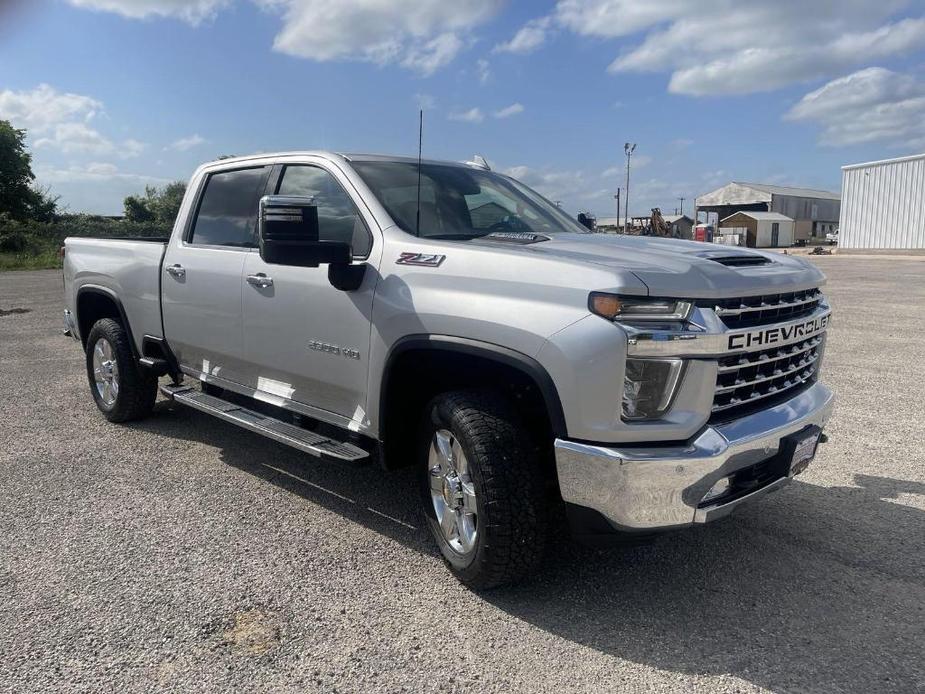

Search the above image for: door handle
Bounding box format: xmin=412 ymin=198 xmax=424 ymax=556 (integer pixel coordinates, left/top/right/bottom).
xmin=246 ymin=273 xmax=273 ymax=288
xmin=165 ymin=264 xmax=185 ymax=278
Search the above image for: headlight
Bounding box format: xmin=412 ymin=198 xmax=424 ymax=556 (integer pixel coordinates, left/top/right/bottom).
xmin=622 ymin=358 xmax=685 ymax=420
xmin=589 ymin=292 xmax=693 ymax=322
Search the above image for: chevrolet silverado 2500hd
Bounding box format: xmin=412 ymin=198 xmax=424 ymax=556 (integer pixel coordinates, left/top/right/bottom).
xmin=63 ymin=152 xmax=834 ymax=588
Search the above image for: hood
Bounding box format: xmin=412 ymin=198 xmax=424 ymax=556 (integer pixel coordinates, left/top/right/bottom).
xmin=471 ymin=233 xmax=825 ymax=299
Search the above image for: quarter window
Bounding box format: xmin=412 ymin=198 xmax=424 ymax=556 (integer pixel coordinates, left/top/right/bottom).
xmin=190 ymin=167 xmax=269 ymax=247
xmin=276 ymin=165 xmax=372 ymax=257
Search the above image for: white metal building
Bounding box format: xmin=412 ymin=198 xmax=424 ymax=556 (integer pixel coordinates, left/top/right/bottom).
xmin=839 ymin=153 xmax=925 ymax=251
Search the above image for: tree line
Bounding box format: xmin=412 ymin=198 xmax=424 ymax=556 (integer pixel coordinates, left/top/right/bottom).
xmin=0 ymin=119 xmax=185 ymax=269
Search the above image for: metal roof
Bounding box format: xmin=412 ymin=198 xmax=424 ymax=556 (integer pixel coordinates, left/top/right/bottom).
xmin=721 ymin=211 xmax=794 ymax=222
xmin=733 ymin=182 xmax=841 ymax=200
xmin=841 ymin=151 xmax=925 ymax=171
xmin=697 ymin=181 xmax=840 ymax=206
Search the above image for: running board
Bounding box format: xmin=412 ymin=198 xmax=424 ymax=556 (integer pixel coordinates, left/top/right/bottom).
xmin=160 ymin=384 xmax=368 ymax=462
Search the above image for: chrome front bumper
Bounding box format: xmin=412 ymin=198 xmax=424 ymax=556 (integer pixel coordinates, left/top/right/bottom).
xmin=555 ymin=382 xmax=835 ymax=532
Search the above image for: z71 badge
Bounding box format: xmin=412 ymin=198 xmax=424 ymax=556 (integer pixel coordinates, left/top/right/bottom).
xmin=396 ymin=252 xmax=445 ymax=267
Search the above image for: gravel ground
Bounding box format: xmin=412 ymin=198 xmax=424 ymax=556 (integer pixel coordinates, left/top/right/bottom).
xmin=1 ymin=258 xmax=923 ymax=694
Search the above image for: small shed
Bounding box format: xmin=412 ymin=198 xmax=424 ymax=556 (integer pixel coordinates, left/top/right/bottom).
xmin=663 ymin=214 xmax=694 ymax=240
xmin=720 ymin=211 xmax=794 ymax=248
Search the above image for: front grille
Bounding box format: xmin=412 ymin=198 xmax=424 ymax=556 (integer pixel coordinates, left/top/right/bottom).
xmin=711 ymin=335 xmax=823 ymax=422
xmin=699 ymin=288 xmax=823 ymax=329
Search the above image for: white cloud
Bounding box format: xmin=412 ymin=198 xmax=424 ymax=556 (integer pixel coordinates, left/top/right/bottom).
xmin=166 ymin=134 xmax=207 ymax=151
xmin=493 ymin=102 xmax=524 ymax=118
xmin=503 ymin=1 xmax=925 ymax=95
xmin=493 ymin=16 xmax=552 ymax=54
xmin=0 ymin=83 xmax=101 ymax=133
xmin=476 ymin=58 xmax=491 ymax=84
xmin=255 ymin=0 xmax=502 ymax=75
xmin=66 ymin=0 xmax=227 ymax=23
xmin=601 ymin=154 xmax=650 ymax=178
xmin=36 ymin=162 xmax=170 ymax=184
xmin=34 ymin=163 xmax=176 ymax=215
xmin=414 ymin=93 xmax=437 ymax=111
xmin=0 ymin=84 xmax=145 ymax=158
xmin=448 ymin=107 xmax=484 ymax=123
xmin=786 ymin=67 xmax=925 ymax=148
xmin=400 ymin=32 xmax=464 ymax=75
xmin=33 ymin=123 xmax=146 ymax=158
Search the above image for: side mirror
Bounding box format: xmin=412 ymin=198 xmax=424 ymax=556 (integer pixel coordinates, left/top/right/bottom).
xmin=258 ymin=195 xmax=352 ymax=268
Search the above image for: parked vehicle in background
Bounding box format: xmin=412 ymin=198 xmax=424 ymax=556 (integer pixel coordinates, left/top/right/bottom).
xmin=62 ymin=151 xmax=834 ymax=589
xmin=826 ymin=230 xmax=839 ymax=245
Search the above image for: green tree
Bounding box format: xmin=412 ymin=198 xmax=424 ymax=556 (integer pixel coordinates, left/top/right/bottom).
xmin=123 ymin=194 xmax=155 ymax=222
xmin=0 ymin=120 xmax=56 ymax=221
xmin=122 ymin=181 xmax=186 ymax=226
xmin=148 ymin=181 xmax=186 ymax=225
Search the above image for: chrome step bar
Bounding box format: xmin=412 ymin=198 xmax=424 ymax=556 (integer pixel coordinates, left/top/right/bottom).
xmin=160 ymin=384 xmax=368 ymax=462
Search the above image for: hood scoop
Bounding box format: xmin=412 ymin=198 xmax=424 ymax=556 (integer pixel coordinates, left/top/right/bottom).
xmin=699 ymin=252 xmax=773 ymax=267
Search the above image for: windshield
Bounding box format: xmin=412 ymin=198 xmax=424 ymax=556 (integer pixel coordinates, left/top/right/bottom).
xmin=351 ymin=161 xmax=588 ymax=239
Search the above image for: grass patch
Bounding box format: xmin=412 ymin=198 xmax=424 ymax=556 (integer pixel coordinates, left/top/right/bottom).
xmin=0 ymin=250 xmax=63 ymax=271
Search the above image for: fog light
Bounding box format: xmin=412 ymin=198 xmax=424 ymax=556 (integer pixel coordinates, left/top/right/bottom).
xmin=622 ymin=358 xmax=685 ymax=420
xmin=702 ymin=476 xmax=732 ymax=504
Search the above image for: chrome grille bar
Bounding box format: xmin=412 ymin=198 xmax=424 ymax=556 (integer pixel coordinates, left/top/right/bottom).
xmin=712 ymin=369 xmax=817 ymax=413
xmin=717 ymin=336 xmax=823 ymax=373
xmin=715 ymin=352 xmax=820 ymax=393
xmin=714 ymin=291 xmax=821 ymax=317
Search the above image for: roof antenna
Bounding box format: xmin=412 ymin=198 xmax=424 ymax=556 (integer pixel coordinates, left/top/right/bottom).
xmin=416 ymin=109 xmax=423 ymax=236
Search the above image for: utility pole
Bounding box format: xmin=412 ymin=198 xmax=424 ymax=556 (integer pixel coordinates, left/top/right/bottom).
xmin=624 ymin=143 xmax=636 ymax=233
xmin=677 ymin=196 xmax=685 ymax=216
xmin=613 ymin=189 xmax=621 ymax=232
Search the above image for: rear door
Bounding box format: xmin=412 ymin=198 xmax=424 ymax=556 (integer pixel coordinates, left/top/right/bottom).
xmin=162 ymin=165 xmax=271 ymax=385
xmin=241 ymin=162 xmax=377 ymax=426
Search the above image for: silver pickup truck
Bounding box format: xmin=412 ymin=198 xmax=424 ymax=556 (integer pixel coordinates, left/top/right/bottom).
xmin=63 ymin=152 xmax=834 ymax=588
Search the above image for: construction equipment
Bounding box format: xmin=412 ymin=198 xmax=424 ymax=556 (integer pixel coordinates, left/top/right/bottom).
xmin=648 ymin=208 xmax=671 ymax=237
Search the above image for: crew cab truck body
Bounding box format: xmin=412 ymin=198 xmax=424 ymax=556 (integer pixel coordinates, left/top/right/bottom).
xmin=63 ymin=152 xmax=834 ymax=588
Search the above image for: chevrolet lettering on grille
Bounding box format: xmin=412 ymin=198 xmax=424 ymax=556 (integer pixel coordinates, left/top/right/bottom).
xmin=728 ymin=314 xmax=830 ymax=351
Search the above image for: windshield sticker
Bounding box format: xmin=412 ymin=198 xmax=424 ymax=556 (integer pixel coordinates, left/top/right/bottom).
xmin=397 ymin=252 xmax=446 ymax=267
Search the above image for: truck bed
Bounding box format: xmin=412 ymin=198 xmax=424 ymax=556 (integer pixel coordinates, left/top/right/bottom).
xmin=63 ymin=237 xmax=168 ymax=350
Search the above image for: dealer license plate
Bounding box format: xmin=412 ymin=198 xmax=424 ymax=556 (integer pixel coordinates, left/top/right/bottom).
xmin=789 ymin=428 xmax=821 ymax=476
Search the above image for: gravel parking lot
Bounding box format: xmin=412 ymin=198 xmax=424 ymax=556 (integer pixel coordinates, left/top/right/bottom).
xmin=1 ymin=257 xmax=923 ymax=693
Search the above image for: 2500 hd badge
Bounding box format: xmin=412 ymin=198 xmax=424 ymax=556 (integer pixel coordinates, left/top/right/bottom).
xmin=728 ymin=314 xmax=830 ymax=350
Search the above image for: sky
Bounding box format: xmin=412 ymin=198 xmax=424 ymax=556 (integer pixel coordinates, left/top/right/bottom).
xmin=1 ymin=0 xmax=924 ymax=218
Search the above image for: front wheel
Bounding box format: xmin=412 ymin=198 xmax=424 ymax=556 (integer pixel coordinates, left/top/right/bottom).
xmin=420 ymin=390 xmax=547 ymax=590
xmin=85 ymin=318 xmax=157 ymax=423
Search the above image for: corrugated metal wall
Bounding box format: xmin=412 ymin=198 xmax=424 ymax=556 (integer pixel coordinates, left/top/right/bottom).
xmin=840 ymin=154 xmax=925 ymax=249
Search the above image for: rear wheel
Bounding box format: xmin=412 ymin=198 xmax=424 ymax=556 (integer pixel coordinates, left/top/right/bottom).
xmin=420 ymin=390 xmax=547 ymax=590
xmin=85 ymin=318 xmax=157 ymax=422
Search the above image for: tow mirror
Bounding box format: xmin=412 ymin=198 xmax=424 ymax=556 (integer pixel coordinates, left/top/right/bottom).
xmin=258 ymin=195 xmax=352 ymax=268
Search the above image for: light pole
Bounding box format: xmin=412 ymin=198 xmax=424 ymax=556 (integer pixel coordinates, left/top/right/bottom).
xmin=624 ymin=143 xmax=636 ymax=233
xmin=613 ymin=189 xmax=621 ymax=232
xmin=677 ymin=196 xmax=685 ymax=216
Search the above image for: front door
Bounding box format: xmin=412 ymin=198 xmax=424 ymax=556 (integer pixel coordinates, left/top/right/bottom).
xmin=241 ymin=163 xmax=378 ymax=427
xmin=771 ymin=222 xmax=780 ymax=247
xmin=162 ymin=165 xmax=271 ymax=385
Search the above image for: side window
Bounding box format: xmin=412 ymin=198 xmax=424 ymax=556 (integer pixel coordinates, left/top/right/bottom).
xmin=276 ymin=165 xmax=372 ymax=257
xmin=190 ymin=167 xmax=268 ymax=247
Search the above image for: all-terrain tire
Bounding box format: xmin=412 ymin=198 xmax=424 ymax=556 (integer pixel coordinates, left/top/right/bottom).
xmin=85 ymin=318 xmax=157 ymax=423
xmin=420 ymin=390 xmax=547 ymax=590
